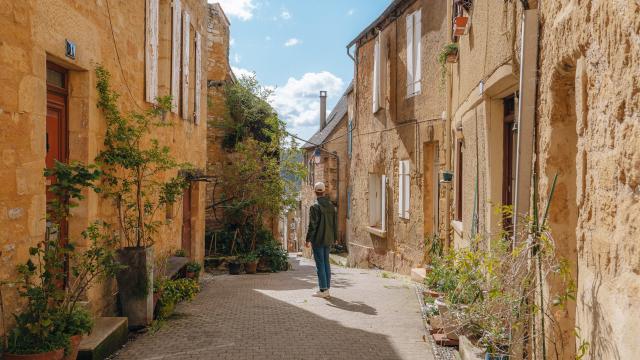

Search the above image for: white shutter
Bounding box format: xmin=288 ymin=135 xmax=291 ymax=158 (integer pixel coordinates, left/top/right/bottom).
xmin=413 ymin=10 xmax=422 ymax=95
xmin=404 ymin=161 xmax=410 ymax=218
xmin=406 ymin=12 xmax=414 ymax=97
xmin=381 ymin=175 xmax=387 ymax=231
xmin=398 ymin=160 xmax=404 ymax=216
xmin=181 ymin=11 xmax=191 ymax=120
xmin=372 ymin=34 xmax=381 ymax=113
xmin=145 ymin=0 xmax=159 ymax=104
xmin=369 ymin=174 xmax=379 ymax=226
xmin=194 ymin=32 xmax=202 ymax=125
xmin=170 ymin=0 xmax=182 ymax=113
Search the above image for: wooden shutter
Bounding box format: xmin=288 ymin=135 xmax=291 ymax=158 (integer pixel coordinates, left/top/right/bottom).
xmin=398 ymin=160 xmax=404 ymax=217
xmin=372 ymin=33 xmax=381 ymax=113
xmin=381 ymin=175 xmax=387 ymax=231
xmin=414 ymin=10 xmax=422 ymax=94
xmin=194 ymin=31 xmax=202 ymax=125
xmin=399 ymin=160 xmax=410 ymax=219
xmin=170 ymin=0 xmax=182 ymax=113
xmin=369 ymin=174 xmax=379 ymax=226
xmin=145 ymin=0 xmax=159 ymax=104
xmin=406 ymin=12 xmax=414 ymax=97
xmin=181 ymin=11 xmax=190 ymax=120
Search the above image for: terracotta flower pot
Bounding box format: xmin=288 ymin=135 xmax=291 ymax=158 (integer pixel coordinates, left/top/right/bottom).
xmin=453 ymin=16 xmax=468 ymax=36
xmin=3 ymin=349 xmax=65 ymax=360
xmin=64 ymin=334 xmax=83 ymax=360
xmin=446 ymin=52 xmax=458 ymax=63
xmin=244 ymin=261 xmax=258 ymax=274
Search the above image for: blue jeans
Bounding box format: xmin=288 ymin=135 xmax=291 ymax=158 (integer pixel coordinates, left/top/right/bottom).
xmin=312 ymin=246 xmax=331 ymax=290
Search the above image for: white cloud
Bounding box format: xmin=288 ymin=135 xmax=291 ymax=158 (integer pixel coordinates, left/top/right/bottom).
xmin=265 ymin=36 xmax=272 ymax=41
xmin=347 ymin=8 xmax=355 ymax=16
xmin=232 ymin=66 xmax=254 ymax=79
xmin=270 ymin=72 xmax=344 ymax=128
xmin=230 ymin=38 xmax=236 ymax=46
xmin=212 ymin=0 xmax=256 ymax=21
xmin=284 ymin=38 xmax=301 ymax=47
xmin=233 ymin=53 xmax=242 ymax=63
xmin=280 ymin=9 xmax=291 ymax=20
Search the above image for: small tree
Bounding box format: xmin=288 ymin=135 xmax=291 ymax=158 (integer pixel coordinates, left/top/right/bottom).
xmin=95 ymin=66 xmax=190 ymax=248
xmin=211 ymin=75 xmax=305 ymax=253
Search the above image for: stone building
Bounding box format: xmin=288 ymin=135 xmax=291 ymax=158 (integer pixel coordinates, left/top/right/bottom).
xmin=204 ymin=3 xmax=233 ymax=233
xmin=345 ymin=0 xmax=449 ymax=274
xmin=300 ymin=85 xmax=353 ymax=252
xmin=535 ymin=1 xmax=640 ymax=359
xmin=0 ymin=0 xmax=217 ymax=333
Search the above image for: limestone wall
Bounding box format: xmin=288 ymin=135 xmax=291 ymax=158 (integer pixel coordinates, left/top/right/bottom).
xmin=0 ymin=0 xmax=209 ymax=332
xmin=348 ymin=0 xmax=448 ymax=274
xmin=537 ymin=1 xmax=640 ymax=358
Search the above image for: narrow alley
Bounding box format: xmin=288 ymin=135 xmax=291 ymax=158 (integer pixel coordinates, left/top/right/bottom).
xmin=112 ymin=257 xmax=432 ymax=360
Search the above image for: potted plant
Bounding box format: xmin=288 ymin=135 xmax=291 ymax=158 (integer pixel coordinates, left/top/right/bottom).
xmin=239 ymin=252 xmax=259 ymax=274
xmin=228 ymin=258 xmax=242 ymax=275
xmin=257 ymin=240 xmax=289 ymax=273
xmin=185 ymin=261 xmax=202 ymax=279
xmin=438 ymin=43 xmax=459 ymax=86
xmin=95 ymin=66 xmax=190 ymax=328
xmin=453 ymin=15 xmax=469 ymax=36
xmin=155 ymin=278 xmax=200 ymax=320
xmin=441 ymin=170 xmax=454 ymax=183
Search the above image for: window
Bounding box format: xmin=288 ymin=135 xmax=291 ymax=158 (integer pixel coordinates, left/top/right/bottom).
xmin=398 ymin=160 xmax=410 ymax=219
xmin=170 ymin=0 xmax=181 ymax=113
xmin=406 ymin=9 xmax=422 ymax=97
xmin=372 ymin=32 xmax=382 ymax=113
xmin=368 ymin=173 xmax=386 ymax=230
xmin=181 ymin=10 xmax=191 ymax=120
xmin=145 ymin=0 xmax=159 ymax=103
xmin=455 ymin=140 xmax=464 ymax=221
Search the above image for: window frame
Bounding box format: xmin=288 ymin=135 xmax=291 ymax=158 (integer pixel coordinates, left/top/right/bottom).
xmin=406 ymin=9 xmax=422 ymax=98
xmin=398 ymin=160 xmax=410 ymax=219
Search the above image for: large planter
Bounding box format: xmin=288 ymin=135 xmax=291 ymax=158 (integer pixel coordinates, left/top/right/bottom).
xmin=2 ymin=349 xmax=65 ymax=360
xmin=116 ymin=247 xmax=154 ymax=328
xmin=63 ymin=335 xmax=82 ymax=360
xmin=244 ymin=261 xmax=258 ymax=274
xmin=228 ymin=262 xmax=241 ymax=275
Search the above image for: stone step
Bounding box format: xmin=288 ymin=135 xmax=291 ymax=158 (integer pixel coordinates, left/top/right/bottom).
xmin=329 ymin=253 xmax=348 ymax=267
xmin=77 ymin=317 xmax=128 ymax=360
xmin=410 ymin=267 xmax=427 ymax=283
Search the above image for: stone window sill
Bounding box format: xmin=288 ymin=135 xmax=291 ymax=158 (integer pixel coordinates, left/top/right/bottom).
xmin=365 ymin=226 xmax=386 ymax=238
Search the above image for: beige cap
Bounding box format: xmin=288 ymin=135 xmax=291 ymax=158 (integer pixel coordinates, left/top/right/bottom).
xmin=314 ymin=182 xmax=326 ymax=193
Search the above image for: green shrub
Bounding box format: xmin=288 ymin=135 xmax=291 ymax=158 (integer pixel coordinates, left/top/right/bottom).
xmin=156 ymin=278 xmax=200 ymax=320
xmin=185 ymin=261 xmax=202 ymax=273
xmin=238 ymin=252 xmax=259 ymax=264
xmin=174 ymin=249 xmax=187 ymax=257
xmin=257 ymin=241 xmax=288 ymax=272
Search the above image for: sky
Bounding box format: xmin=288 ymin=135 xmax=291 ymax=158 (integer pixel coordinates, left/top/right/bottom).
xmin=210 ymin=0 xmax=392 ymax=142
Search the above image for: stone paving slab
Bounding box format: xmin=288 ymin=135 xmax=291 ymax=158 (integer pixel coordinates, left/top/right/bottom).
xmin=112 ymin=256 xmax=434 ymax=360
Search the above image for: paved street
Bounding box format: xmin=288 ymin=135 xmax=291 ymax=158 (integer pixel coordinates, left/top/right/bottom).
xmin=113 ymin=256 xmax=433 ymax=360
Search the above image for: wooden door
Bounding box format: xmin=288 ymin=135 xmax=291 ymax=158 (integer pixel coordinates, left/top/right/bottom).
xmin=181 ymin=184 xmax=192 ymax=257
xmin=423 ymin=142 xmax=438 ymax=237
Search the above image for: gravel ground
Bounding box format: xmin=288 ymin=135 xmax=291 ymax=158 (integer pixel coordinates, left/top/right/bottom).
xmin=414 ymin=284 xmax=461 ymax=360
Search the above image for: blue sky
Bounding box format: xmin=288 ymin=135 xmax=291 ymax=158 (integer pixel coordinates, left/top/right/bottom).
xmin=211 ymin=0 xmax=392 ymax=141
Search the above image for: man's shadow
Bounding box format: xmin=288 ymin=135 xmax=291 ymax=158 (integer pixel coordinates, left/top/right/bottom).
xmin=326 ymin=297 xmax=377 ymax=316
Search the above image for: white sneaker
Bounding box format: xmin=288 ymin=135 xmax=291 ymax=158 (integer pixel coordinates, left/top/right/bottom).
xmin=312 ymin=290 xmax=330 ymax=298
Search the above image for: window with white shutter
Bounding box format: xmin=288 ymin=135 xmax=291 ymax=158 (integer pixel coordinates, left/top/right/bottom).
xmin=406 ymin=9 xmax=422 ymax=97
xmin=399 ymin=160 xmax=410 ymax=219
xmin=145 ymin=0 xmax=159 ymax=104
xmin=368 ymin=173 xmax=387 ymax=230
xmin=372 ymin=33 xmax=382 ymax=113
xmin=181 ymin=11 xmax=191 ymax=120
xmin=170 ymin=0 xmax=182 ymax=113
xmin=194 ymin=31 xmax=202 ymax=125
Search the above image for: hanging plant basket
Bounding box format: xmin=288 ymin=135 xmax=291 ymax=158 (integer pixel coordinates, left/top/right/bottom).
xmin=446 ymin=50 xmax=459 ymax=63
xmin=453 ymin=16 xmax=469 ymax=36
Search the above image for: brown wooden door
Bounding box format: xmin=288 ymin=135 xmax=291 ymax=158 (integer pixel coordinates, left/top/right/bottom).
xmin=181 ymin=185 xmax=192 ymax=257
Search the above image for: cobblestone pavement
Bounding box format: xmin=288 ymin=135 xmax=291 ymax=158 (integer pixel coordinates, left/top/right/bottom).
xmin=113 ymin=255 xmax=434 ymax=360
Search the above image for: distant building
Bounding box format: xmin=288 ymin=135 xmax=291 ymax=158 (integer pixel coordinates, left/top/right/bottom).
xmin=300 ymin=84 xmax=353 ymax=252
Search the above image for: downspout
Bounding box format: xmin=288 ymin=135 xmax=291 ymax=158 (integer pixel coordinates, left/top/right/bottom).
xmin=512 ymin=7 xmax=538 ymax=246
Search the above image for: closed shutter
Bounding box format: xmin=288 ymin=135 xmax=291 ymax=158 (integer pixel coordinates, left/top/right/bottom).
xmin=181 ymin=11 xmax=191 ymax=120
xmin=406 ymin=12 xmax=414 ymax=97
xmin=145 ymin=0 xmax=159 ymax=104
xmin=413 ymin=10 xmax=422 ymax=94
xmin=399 ymin=160 xmax=410 ymax=219
xmin=170 ymin=0 xmax=182 ymax=113
xmin=194 ymin=31 xmax=202 ymax=125
xmin=372 ymin=33 xmax=381 ymax=113
xmin=398 ymin=160 xmax=404 ymax=217
xmin=381 ymin=175 xmax=387 ymax=231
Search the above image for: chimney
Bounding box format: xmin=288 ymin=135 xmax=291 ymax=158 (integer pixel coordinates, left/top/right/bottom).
xmin=319 ymin=91 xmax=327 ymax=130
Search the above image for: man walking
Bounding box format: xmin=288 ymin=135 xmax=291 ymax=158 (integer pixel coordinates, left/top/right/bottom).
xmin=305 ymin=182 xmax=337 ymax=298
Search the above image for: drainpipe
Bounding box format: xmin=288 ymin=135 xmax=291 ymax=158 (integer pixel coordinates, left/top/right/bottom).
xmin=513 ymin=8 xmax=539 ymax=245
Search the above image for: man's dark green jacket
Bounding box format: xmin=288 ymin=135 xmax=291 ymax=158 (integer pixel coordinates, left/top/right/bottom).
xmin=306 ymin=196 xmax=337 ymax=248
